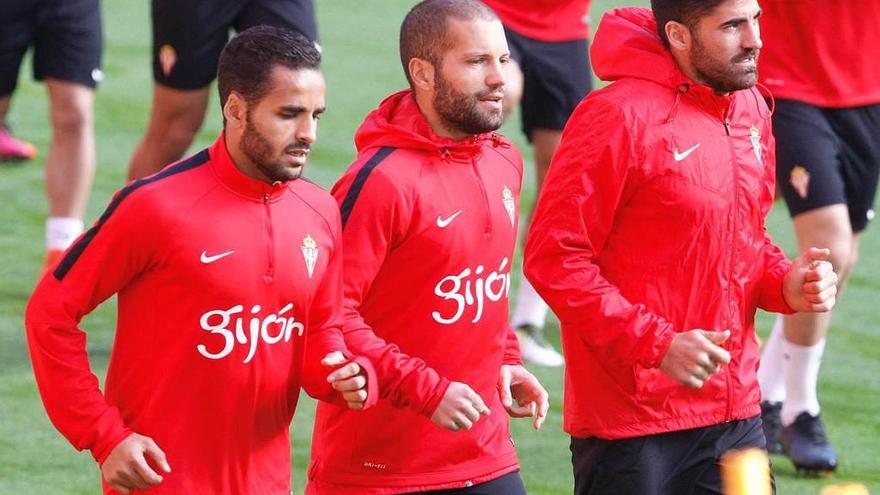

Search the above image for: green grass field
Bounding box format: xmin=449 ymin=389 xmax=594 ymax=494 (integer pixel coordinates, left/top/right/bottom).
xmin=1 ymin=1 xmax=878 ymax=493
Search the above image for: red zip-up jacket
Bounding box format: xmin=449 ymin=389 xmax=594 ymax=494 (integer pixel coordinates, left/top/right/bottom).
xmin=524 ymin=8 xmax=794 ymax=440
xmin=482 ymin=0 xmax=592 ymax=42
xmin=759 ymin=0 xmax=880 ymax=108
xmin=25 ymin=135 xmax=376 ymax=494
xmin=307 ymin=91 xmax=523 ymax=494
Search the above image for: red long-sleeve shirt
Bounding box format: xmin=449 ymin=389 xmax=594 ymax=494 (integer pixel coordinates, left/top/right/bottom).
xmin=482 ymin=0 xmax=592 ymax=42
xmin=307 ymin=91 xmax=524 ymax=494
xmin=25 ymin=135 xmax=375 ymax=494
xmin=759 ymin=0 xmax=880 ymax=108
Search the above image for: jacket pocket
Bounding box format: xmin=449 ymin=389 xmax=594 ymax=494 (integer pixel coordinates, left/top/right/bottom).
xmin=633 ymin=363 xmax=680 ymax=410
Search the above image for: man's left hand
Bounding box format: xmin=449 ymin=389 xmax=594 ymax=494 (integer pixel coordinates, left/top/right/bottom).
xmin=783 ymin=247 xmax=838 ymax=312
xmin=323 ymin=351 xmax=368 ymax=410
xmin=498 ymin=364 xmax=549 ymax=430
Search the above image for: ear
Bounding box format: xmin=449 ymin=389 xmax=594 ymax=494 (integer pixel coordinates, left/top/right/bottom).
xmin=223 ymin=92 xmax=247 ymax=129
xmin=408 ymin=57 xmax=435 ymax=92
xmin=665 ymin=20 xmax=691 ymax=51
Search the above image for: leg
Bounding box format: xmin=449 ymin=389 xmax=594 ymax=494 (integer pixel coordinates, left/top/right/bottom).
xmin=43 ymin=79 xmax=95 ymax=254
xmin=127 ymin=83 xmax=210 ymax=180
xmin=571 ymin=435 xmax=660 ymax=495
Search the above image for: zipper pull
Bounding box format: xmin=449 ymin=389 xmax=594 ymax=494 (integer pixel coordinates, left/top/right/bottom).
xmin=723 ymin=119 xmax=731 ymax=136
xmin=263 ymin=193 xmax=270 ymax=204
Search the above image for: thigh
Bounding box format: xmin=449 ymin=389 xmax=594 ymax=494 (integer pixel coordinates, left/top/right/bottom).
xmin=236 ymin=0 xmax=318 ymax=42
xmin=0 ymin=0 xmax=36 ymax=96
xmin=691 ymin=417 xmax=775 ymax=495
xmin=33 ymin=0 xmax=103 ymax=89
xmin=151 ymin=0 xmax=237 ymax=89
xmin=515 ymin=33 xmax=591 ymax=139
xmin=570 ymin=435 xmax=659 ymax=495
xmin=773 ymin=99 xmax=846 ymax=219
xmin=826 ymin=104 xmax=880 ymax=232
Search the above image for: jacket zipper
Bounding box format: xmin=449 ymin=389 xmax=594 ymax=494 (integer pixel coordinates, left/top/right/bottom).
xmin=263 ymin=193 xmax=275 ymax=283
xmin=722 ymin=103 xmax=736 ymax=422
xmin=470 ymin=158 xmax=493 ymax=237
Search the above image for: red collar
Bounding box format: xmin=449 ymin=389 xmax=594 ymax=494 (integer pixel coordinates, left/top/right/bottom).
xmin=209 ymin=133 xmax=289 ymax=202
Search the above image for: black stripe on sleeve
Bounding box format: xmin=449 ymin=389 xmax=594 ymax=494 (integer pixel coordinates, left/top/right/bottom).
xmin=53 ymin=149 xmax=210 ymax=281
xmin=339 ymin=146 xmax=396 ymax=229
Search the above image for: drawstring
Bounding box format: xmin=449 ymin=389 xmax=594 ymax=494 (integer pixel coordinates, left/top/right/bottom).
xmin=490 ymin=133 xmax=510 ymax=148
xmin=666 ymin=83 xmax=688 ymax=123
xmin=754 ymin=82 xmax=775 ymax=117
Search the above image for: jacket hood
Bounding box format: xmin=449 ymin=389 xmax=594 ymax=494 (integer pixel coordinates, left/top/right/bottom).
xmin=591 ymin=7 xmax=692 ymax=90
xmin=354 ymin=90 xmax=509 ymax=160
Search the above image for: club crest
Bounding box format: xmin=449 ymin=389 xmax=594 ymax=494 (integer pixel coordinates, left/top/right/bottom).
xmin=301 ymin=235 xmax=318 ymax=278
xmin=502 ymin=186 xmax=515 ymax=227
xmin=750 ymin=126 xmax=763 ymax=164
xmin=790 ymin=165 xmax=810 ymax=199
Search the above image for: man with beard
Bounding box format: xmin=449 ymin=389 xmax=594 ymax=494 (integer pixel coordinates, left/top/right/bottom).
xmin=25 ymin=26 xmax=375 ymax=495
xmin=306 ymin=1 xmax=548 ymax=494
xmin=523 ymin=1 xmax=839 ymax=493
xmin=756 ymin=0 xmax=880 ymax=475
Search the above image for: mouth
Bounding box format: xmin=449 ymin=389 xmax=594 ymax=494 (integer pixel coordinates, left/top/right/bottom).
xmin=478 ymin=93 xmax=504 ymax=110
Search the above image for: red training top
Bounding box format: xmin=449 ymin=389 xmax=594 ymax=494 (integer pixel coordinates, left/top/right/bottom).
xmin=307 ymin=90 xmax=524 ymax=494
xmin=26 ymin=135 xmax=376 ymax=494
xmin=759 ymin=0 xmax=880 ymax=108
xmin=482 ymin=0 xmax=592 ymax=42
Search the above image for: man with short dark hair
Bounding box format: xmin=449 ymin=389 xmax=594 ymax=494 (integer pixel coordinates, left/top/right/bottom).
xmin=524 ymin=1 xmax=839 ymax=493
xmin=126 ymin=0 xmax=318 ymax=180
xmin=26 ymin=26 xmax=374 ymax=495
xmin=307 ymin=1 xmax=547 ymax=494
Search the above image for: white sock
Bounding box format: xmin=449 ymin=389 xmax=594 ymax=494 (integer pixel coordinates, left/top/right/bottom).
xmin=511 ymin=275 xmax=549 ymax=330
xmin=758 ymin=315 xmax=787 ymax=403
xmin=781 ymin=337 xmax=825 ymax=426
xmin=46 ymin=217 xmax=84 ymax=251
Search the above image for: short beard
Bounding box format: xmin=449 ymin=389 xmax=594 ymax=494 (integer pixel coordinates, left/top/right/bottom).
xmin=240 ymin=113 xmax=304 ymax=183
xmin=692 ymin=40 xmax=759 ymax=93
xmin=433 ymin=73 xmax=503 ymax=137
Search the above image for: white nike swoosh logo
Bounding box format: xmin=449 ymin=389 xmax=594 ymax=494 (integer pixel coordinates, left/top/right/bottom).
xmin=436 ymin=210 xmax=462 ymax=228
xmin=673 ymin=143 xmax=701 ymax=161
xmin=200 ymin=250 xmax=235 ymax=264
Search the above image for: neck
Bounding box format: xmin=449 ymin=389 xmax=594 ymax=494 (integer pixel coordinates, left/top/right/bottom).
xmin=413 ymin=90 xmax=470 ymax=141
xmin=224 ymin=131 xmax=273 ymax=184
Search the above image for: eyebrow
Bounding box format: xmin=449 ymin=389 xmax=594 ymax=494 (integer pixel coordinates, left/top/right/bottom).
xmin=719 ymin=8 xmax=762 ymax=28
xmin=279 ymin=105 xmax=326 ymax=114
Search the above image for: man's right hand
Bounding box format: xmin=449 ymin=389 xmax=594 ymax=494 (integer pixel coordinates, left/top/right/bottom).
xmin=659 ymin=330 xmax=731 ymax=388
xmin=430 ymin=381 xmax=491 ymax=432
xmin=101 ymin=433 xmax=171 ymax=494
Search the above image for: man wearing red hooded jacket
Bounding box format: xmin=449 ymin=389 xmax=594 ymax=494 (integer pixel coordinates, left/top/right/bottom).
xmin=524 ymin=1 xmax=839 ymax=493
xmin=307 ymin=1 xmax=548 ymax=494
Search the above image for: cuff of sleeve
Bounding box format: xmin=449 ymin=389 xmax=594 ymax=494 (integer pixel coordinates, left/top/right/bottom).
xmin=643 ymin=327 xmax=676 ymax=369
xmin=92 ymin=428 xmax=134 ymax=465
xmin=419 ymin=377 xmax=451 ymax=419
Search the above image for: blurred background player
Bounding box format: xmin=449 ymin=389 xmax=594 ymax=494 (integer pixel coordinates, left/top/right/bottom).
xmin=126 ymin=0 xmax=318 ymax=180
xmin=480 ymin=0 xmax=593 ymax=367
xmin=756 ymin=0 xmax=880 ymax=475
xmin=0 ymin=0 xmax=102 ymax=267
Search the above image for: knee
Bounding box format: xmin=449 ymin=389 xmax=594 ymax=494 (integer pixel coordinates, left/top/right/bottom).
xmin=147 ymin=114 xmax=203 ymax=155
xmin=50 ymin=100 xmax=93 ymax=136
xmin=826 ymin=242 xmax=855 ymax=287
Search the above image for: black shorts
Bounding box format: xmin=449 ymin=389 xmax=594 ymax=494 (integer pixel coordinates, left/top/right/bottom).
xmin=773 ymin=99 xmax=880 ymax=233
xmin=402 ymin=471 xmax=526 ymax=495
xmin=505 ymin=28 xmax=592 ymax=141
xmin=570 ymin=417 xmax=775 ymax=495
xmin=151 ymin=0 xmax=317 ymax=90
xmin=0 ymin=0 xmax=103 ymax=96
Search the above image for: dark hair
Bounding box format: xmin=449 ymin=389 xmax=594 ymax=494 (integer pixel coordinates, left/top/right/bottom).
xmin=399 ymin=0 xmax=498 ymax=87
xmin=217 ymin=25 xmax=321 ymax=110
xmin=651 ymin=0 xmax=727 ymax=47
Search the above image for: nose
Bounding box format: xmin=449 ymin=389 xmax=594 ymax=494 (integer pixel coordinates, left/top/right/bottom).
xmin=486 ymin=58 xmax=505 ymax=89
xmin=743 ymin=19 xmax=762 ymax=50
xmin=295 ymin=117 xmax=317 ymax=145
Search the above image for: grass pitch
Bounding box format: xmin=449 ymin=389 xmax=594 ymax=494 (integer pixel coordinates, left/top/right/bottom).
xmin=0 ymin=1 xmax=877 ymax=493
